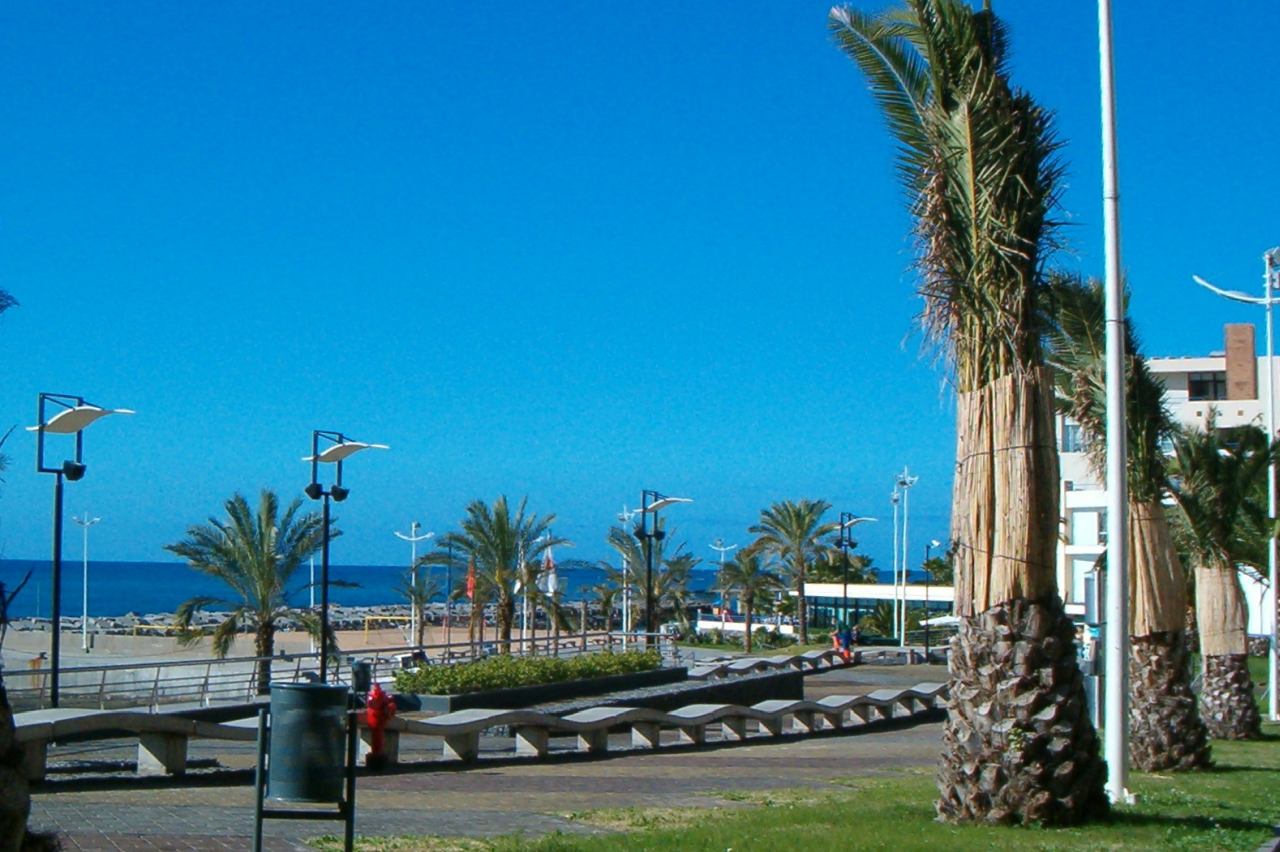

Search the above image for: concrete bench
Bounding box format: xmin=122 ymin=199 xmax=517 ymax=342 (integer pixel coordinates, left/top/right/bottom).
xmin=16 ymin=682 xmax=951 ymax=780
xmin=14 ymin=708 xmax=257 ymax=781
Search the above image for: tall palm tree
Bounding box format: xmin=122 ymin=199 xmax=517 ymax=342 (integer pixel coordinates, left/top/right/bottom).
xmin=395 ymin=570 xmax=441 ymax=648
xmin=605 ymin=522 xmax=695 ymax=637
xmin=1046 ymin=274 xmax=1209 ymax=770
xmin=0 ymin=289 xmax=32 ymax=851
xmin=831 ymin=0 xmax=1106 ymax=824
xmin=654 ymin=552 xmax=699 ymax=636
xmin=750 ymin=499 xmax=835 ymax=644
xmin=432 ymin=496 xmax=565 ymax=653
xmin=590 ymin=561 xmax=627 ymax=631
xmin=166 ymin=490 xmax=328 ymax=693
xmin=718 ymin=548 xmax=785 ymax=653
xmin=1168 ymin=420 xmax=1268 ymax=739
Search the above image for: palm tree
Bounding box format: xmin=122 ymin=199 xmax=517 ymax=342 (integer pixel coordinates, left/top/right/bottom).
xmin=165 ymin=490 xmax=327 ymax=693
xmin=432 ymin=496 xmax=565 ymax=653
xmin=857 ymin=601 xmax=897 ymax=638
xmin=718 ymin=548 xmax=785 ymax=653
xmin=605 ymin=521 xmax=696 ymax=637
xmin=590 ymin=561 xmax=627 ymax=631
xmin=0 ymin=289 xmax=32 ymax=850
xmin=809 ymin=547 xmax=878 ymax=584
xmin=654 ymin=552 xmax=699 ymax=636
xmin=749 ymin=500 xmax=835 ymax=644
xmin=1168 ymin=420 xmax=1268 ymax=739
xmin=1046 ymin=274 xmax=1209 ymax=770
xmin=831 ymin=0 xmax=1106 ymax=824
xmin=395 ymin=569 xmax=441 ymax=648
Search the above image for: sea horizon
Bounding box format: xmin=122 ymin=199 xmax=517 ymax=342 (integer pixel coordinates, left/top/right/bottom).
xmin=0 ymin=558 xmax=721 ymax=620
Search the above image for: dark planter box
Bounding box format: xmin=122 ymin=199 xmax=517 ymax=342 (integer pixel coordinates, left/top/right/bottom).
xmin=397 ymin=666 xmax=688 ymax=713
xmin=534 ymin=668 xmax=805 ymax=718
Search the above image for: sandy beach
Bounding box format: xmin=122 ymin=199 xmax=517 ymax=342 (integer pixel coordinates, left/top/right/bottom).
xmin=1 ymin=622 xmax=482 ymax=674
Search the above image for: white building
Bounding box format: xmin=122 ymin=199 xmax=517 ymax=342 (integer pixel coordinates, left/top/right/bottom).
xmin=1057 ymin=323 xmax=1275 ymax=634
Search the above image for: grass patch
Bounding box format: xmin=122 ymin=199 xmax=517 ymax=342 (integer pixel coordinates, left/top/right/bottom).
xmin=561 ymin=805 xmax=725 ymax=832
xmin=324 ymin=726 xmax=1280 ymax=851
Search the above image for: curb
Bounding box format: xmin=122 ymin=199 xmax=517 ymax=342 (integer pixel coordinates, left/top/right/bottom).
xmin=1257 ymin=827 xmax=1280 ymax=852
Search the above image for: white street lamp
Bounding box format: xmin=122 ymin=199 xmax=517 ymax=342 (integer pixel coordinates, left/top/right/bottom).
xmin=1192 ymin=247 xmax=1280 ymax=724
xmin=394 ymin=521 xmax=435 ymax=647
xmin=618 ymin=506 xmax=640 ymax=649
xmin=710 ymin=538 xmax=739 ymax=626
xmin=1098 ymin=0 xmax=1133 ymax=804
xmin=891 ymin=488 xmax=901 ymax=639
xmin=72 ymin=513 xmax=101 ymax=653
xmin=896 ymin=468 xmax=919 ymax=647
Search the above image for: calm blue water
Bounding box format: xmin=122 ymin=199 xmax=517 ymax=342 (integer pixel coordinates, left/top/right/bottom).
xmin=0 ymin=559 xmax=720 ymax=619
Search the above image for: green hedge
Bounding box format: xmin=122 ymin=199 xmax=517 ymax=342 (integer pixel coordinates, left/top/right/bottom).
xmin=391 ymin=649 xmax=663 ymax=695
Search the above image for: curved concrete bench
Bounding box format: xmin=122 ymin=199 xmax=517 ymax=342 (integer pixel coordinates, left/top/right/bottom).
xmin=14 ymin=708 xmax=257 ymax=780
xmin=17 ymin=682 xmax=950 ymax=779
xmin=366 ymin=682 xmax=947 ymax=766
xmin=688 ymin=649 xmax=851 ymax=681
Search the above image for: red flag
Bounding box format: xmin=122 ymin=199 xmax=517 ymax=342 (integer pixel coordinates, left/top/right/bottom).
xmin=466 ymin=557 xmax=476 ymax=600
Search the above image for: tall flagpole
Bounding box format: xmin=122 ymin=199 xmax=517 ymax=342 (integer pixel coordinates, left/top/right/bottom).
xmin=1098 ymin=0 xmax=1132 ymax=805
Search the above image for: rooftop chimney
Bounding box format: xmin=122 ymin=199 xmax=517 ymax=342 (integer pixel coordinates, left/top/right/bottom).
xmin=1225 ymin=323 xmax=1257 ymax=400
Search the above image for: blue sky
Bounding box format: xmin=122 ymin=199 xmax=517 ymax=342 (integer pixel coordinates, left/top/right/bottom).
xmin=1 ymin=2 xmax=1278 ymax=572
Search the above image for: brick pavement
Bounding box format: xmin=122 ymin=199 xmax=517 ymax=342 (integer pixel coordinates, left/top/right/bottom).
xmin=31 ymin=664 xmax=948 ymax=850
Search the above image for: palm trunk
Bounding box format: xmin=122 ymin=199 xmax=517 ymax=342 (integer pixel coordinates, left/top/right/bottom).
xmin=937 ymin=369 xmax=1107 ymax=825
xmin=553 ymin=597 xmax=561 ymax=656
xmin=1195 ymin=560 xmax=1260 ymax=739
xmin=744 ymin=598 xmax=754 ymax=653
xmin=1128 ymin=631 xmax=1209 ymax=769
xmin=0 ymin=678 xmax=30 ymax=850
xmin=497 ymin=594 xmax=515 ymax=655
xmin=1126 ymin=501 xmax=1209 ymax=770
xmin=795 ymin=559 xmax=809 ymax=644
xmin=415 ymin=600 xmax=426 ymax=648
xmin=468 ymin=594 xmax=479 ymax=654
xmin=254 ymin=622 xmax=274 ymax=695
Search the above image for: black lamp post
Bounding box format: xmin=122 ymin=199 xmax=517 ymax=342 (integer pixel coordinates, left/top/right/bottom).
xmin=305 ymin=430 xmax=387 ymax=684
xmin=30 ymin=393 xmax=133 ymax=708
xmin=835 ymin=513 xmax=877 ymax=633
xmin=635 ymin=489 xmax=691 ymax=647
xmin=837 ymin=512 xmax=853 ymax=629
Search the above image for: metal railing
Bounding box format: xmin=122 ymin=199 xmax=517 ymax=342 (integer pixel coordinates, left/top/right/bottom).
xmin=3 ymin=631 xmax=676 ymax=712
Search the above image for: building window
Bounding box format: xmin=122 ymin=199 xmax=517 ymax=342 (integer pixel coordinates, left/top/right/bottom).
xmin=1061 ymin=422 xmax=1085 ymax=453
xmin=1188 ymin=371 xmax=1227 ymax=401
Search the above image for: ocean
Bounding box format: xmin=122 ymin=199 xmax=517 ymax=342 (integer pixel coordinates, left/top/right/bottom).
xmin=0 ymin=558 xmax=721 ymax=619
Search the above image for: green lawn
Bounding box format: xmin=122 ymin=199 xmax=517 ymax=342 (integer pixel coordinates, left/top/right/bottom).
xmin=315 ymin=725 xmax=1280 ymax=852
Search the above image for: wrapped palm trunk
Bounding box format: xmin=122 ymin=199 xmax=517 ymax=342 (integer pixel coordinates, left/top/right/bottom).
xmin=0 ymin=677 xmax=29 ymax=851
xmin=1126 ymin=501 xmax=1209 ymax=769
xmin=1195 ymin=561 xmax=1261 ymax=739
xmin=938 ymin=369 xmax=1107 ymax=825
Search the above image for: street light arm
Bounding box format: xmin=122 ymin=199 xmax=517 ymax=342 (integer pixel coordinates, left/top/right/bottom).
xmin=1192 ymin=274 xmax=1266 ymax=305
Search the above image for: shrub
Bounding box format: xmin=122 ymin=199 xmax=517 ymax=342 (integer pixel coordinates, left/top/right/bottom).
xmin=391 ymin=649 xmax=662 ymax=695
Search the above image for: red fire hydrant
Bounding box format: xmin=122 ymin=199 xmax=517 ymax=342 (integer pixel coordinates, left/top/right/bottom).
xmin=363 ymin=682 xmax=397 ymax=771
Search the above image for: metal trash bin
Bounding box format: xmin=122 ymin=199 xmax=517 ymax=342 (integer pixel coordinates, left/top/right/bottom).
xmin=349 ymin=659 xmax=373 ymax=694
xmin=267 ymin=682 xmax=348 ymax=803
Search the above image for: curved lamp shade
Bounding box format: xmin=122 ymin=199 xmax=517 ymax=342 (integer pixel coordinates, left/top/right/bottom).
xmin=840 ymin=516 xmax=878 ymax=528
xmin=643 ymin=496 xmax=692 ymax=513
xmin=304 ymin=441 xmax=390 ymax=463
xmin=27 ymin=406 xmax=135 ymax=435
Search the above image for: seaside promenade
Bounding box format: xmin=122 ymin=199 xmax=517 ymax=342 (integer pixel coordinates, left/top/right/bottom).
xmin=26 ymin=662 xmax=948 ymax=850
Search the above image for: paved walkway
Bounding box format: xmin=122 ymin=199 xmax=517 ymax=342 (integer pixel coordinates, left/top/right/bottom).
xmin=30 ymin=664 xmax=948 ymax=850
